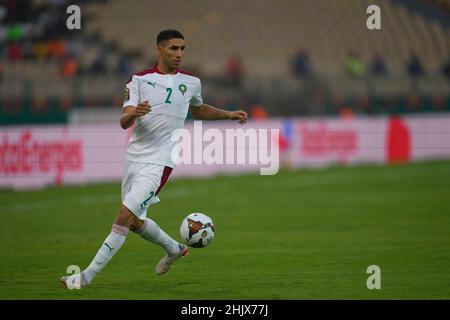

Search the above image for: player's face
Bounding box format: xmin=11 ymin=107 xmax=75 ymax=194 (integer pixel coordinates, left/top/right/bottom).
xmin=158 ymin=38 xmax=185 ymax=70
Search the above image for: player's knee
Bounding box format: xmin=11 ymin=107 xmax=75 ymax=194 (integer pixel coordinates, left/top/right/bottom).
xmin=115 ymin=205 xmax=135 ymax=228
xmin=115 ymin=205 xmax=144 ymax=232
xmin=129 ymin=218 xmax=144 ymax=233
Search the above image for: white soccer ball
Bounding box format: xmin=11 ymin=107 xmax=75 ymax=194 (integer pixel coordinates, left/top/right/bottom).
xmin=180 ymin=213 xmax=215 ymax=248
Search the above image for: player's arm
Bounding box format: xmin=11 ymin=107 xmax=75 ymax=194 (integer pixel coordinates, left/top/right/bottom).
xmin=189 ymin=104 xmax=248 ymax=125
xmin=120 ymin=101 xmax=151 ymax=129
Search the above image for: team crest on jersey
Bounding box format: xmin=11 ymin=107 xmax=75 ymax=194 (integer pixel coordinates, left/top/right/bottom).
xmin=124 ymin=87 xmax=130 ymax=102
xmin=178 ymin=84 xmax=187 ymax=96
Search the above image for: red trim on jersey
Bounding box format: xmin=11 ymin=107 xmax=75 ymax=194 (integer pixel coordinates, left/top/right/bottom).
xmin=155 ymin=166 xmax=173 ymax=196
xmin=177 ymin=69 xmax=195 ymax=77
xmin=126 ymin=64 xmax=196 ymax=83
xmin=136 ymin=68 xmax=159 ymax=76
xmin=149 ymin=64 xmax=165 ymax=75
xmin=126 ymin=68 xmax=157 ymax=84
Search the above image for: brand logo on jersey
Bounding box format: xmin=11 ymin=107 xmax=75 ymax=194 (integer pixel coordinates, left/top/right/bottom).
xmin=178 ymin=84 xmax=187 ymax=96
xmin=124 ymin=87 xmax=130 ymax=101
xmin=147 ymin=81 xmax=157 ymax=88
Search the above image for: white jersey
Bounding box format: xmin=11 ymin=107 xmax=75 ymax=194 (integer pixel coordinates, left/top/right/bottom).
xmin=123 ymin=64 xmax=203 ymax=168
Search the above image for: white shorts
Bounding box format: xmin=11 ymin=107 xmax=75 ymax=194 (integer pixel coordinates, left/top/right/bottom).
xmin=122 ymin=160 xmax=173 ymax=220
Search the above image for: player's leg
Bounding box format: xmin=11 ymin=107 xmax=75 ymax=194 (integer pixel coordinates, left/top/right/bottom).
xmin=80 ymin=206 xmax=136 ymax=284
xmin=126 ymin=164 xmax=180 ymax=255
xmin=131 ymin=217 xmax=181 ymax=255
xmin=127 ymin=164 xmax=188 ymax=275
xmin=131 ymin=216 xmax=189 ymax=275
xmin=61 ymin=161 xmax=137 ymax=289
xmin=61 ymin=205 xmax=134 ymax=288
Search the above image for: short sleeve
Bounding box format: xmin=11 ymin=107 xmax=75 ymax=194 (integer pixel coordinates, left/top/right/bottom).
xmin=189 ymin=79 xmax=203 ymax=107
xmin=123 ymin=75 xmax=140 ymax=108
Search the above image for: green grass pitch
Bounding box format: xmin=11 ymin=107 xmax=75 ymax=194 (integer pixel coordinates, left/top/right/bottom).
xmin=1 ymin=161 xmax=449 ymax=299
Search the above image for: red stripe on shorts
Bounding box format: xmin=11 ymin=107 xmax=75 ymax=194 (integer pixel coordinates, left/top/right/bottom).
xmin=156 ymin=166 xmax=173 ymax=195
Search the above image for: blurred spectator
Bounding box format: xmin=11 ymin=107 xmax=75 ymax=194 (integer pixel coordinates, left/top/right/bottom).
xmin=0 ymin=25 xmax=6 ymax=46
xmin=224 ymin=54 xmax=243 ymax=88
xmin=0 ymin=58 xmax=4 ymax=82
xmin=7 ymin=42 xmax=22 ymax=61
xmin=441 ymin=58 xmax=450 ymax=82
xmin=345 ymin=52 xmax=365 ymax=78
xmin=0 ymin=6 xmax=7 ymax=22
xmin=7 ymin=24 xmax=24 ymax=41
xmin=371 ymin=54 xmax=388 ymax=76
xmin=48 ymin=0 xmax=70 ymax=8
xmin=60 ymin=54 xmax=78 ymax=77
xmin=90 ymin=49 xmax=108 ymax=75
xmin=250 ymin=104 xmax=268 ymax=120
xmin=20 ymin=40 xmax=33 ymax=59
xmin=407 ymin=53 xmax=425 ymax=78
xmin=4 ymin=0 xmax=32 ymax=24
xmin=118 ymin=53 xmax=132 ymax=75
xmin=48 ymin=39 xmax=67 ymax=59
xmin=428 ymin=0 xmax=450 ymax=13
xmin=339 ymin=107 xmax=354 ymax=119
xmin=32 ymin=41 xmax=49 ymax=60
xmin=292 ymin=50 xmax=312 ymax=78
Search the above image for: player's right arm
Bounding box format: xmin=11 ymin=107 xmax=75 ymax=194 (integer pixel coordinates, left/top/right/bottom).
xmin=120 ymin=75 xmax=151 ymax=129
xmin=120 ymin=101 xmax=151 ymax=129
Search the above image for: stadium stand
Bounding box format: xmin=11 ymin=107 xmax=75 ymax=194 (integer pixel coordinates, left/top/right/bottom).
xmin=82 ymin=0 xmax=449 ymax=77
xmin=1 ymin=0 xmax=449 ymax=122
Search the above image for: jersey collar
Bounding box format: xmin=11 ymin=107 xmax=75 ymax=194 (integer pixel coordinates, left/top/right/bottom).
xmin=151 ymin=63 xmax=178 ymax=75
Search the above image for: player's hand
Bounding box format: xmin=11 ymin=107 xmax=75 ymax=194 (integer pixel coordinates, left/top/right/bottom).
xmin=134 ymin=100 xmax=151 ymax=117
xmin=229 ymin=110 xmax=248 ymax=125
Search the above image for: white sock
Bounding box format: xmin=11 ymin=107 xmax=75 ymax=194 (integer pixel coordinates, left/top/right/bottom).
xmin=82 ymin=224 xmax=129 ymax=284
xmin=136 ymin=218 xmax=180 ymax=255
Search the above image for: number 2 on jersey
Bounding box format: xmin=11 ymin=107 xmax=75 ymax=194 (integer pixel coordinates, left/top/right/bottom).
xmin=165 ymin=88 xmax=173 ymax=104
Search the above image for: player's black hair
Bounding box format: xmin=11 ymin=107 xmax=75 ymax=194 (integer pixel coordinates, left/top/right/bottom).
xmin=157 ymin=29 xmax=184 ymax=44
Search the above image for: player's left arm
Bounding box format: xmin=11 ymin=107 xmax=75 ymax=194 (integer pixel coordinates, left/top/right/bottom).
xmin=189 ymin=104 xmax=248 ymax=125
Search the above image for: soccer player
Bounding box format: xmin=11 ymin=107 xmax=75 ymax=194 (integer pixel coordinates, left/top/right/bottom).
xmin=61 ymin=29 xmax=248 ymax=288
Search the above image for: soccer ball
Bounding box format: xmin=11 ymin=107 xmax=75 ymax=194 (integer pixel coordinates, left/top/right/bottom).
xmin=180 ymin=213 xmax=215 ymax=248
